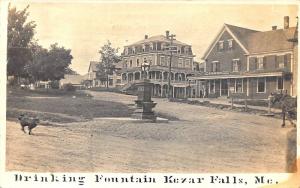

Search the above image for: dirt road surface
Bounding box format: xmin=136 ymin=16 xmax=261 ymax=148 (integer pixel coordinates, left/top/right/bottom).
xmin=6 ymin=91 xmax=292 ymax=172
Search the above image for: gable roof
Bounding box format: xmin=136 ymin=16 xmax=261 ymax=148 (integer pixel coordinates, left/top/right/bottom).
xmin=202 ymin=24 xmax=257 ymax=59
xmin=88 ymin=61 xmax=99 ymax=72
xmin=225 ymin=24 xmax=258 ymax=50
xmin=202 ymin=23 xmax=296 ymax=59
xmin=128 ymin=35 xmax=190 ymax=46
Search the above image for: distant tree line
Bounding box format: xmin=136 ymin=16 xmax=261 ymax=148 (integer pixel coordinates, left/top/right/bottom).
xmin=7 ymin=4 xmax=76 ymax=85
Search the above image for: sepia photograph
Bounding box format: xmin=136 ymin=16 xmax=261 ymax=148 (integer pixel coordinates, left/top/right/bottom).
xmin=1 ymin=0 xmax=299 ymax=179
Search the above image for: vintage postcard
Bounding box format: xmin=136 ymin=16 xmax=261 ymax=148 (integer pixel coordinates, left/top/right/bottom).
xmin=0 ymin=0 xmax=299 ymax=187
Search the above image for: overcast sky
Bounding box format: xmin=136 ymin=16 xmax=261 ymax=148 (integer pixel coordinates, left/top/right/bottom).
xmin=13 ymin=2 xmax=298 ymax=75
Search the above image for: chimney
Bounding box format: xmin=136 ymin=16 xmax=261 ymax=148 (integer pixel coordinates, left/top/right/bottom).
xmin=166 ymin=30 xmax=170 ymax=39
xmin=284 ymin=16 xmax=289 ymax=29
xmin=272 ymin=26 xmax=277 ymax=30
xmin=145 ymin=35 xmax=148 ymax=39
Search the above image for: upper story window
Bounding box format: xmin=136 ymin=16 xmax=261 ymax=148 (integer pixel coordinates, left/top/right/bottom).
xmin=211 ymin=61 xmax=220 ymax=72
xmin=123 ymin=60 xmax=128 ymax=68
xmin=181 ymin=46 xmax=185 ymax=54
xmin=257 ymin=57 xmax=265 ymax=70
xmin=160 ymin=56 xmax=165 ymax=66
xmin=149 ymin=43 xmax=153 ymax=51
xmin=148 ymin=56 xmax=153 ymax=65
xmin=185 ymin=59 xmax=190 ymax=68
xmin=124 ymin=47 xmax=128 ymax=55
xmin=129 ymin=60 xmax=133 ymax=67
xmin=232 ymin=59 xmax=240 ymax=72
xmin=157 ymin=42 xmax=162 ymax=50
xmin=145 ymin=44 xmax=150 ymax=52
xmin=218 ymin=41 xmax=224 ymax=51
xmin=178 ymin=59 xmax=183 ymax=68
xmin=136 ymin=59 xmax=140 ymax=67
xmin=228 ymin=39 xmax=234 ymax=50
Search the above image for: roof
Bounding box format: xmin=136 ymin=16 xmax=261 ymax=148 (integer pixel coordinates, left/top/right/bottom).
xmin=60 ymin=74 xmax=84 ymax=85
xmin=245 ymin=27 xmax=296 ymax=53
xmin=128 ymin=35 xmax=190 ymax=46
xmin=224 ymin=24 xmax=258 ymax=50
xmin=88 ymin=61 xmax=99 ymax=72
xmin=203 ymin=23 xmax=297 ymax=59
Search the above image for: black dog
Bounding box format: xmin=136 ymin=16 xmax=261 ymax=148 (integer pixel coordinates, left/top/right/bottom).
xmin=18 ymin=114 xmax=39 ymax=135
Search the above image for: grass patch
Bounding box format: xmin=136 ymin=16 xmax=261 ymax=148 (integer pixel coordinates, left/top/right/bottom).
xmin=7 ymin=88 xmax=134 ymax=123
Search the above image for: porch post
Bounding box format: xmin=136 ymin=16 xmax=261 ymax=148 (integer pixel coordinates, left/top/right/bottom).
xmin=173 ymin=87 xmax=175 ymax=98
xmin=247 ymin=78 xmax=249 ymax=97
xmin=227 ymin=79 xmax=230 ymax=96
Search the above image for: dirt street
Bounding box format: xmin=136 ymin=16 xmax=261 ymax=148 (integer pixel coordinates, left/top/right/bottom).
xmin=6 ymin=91 xmax=292 ymax=172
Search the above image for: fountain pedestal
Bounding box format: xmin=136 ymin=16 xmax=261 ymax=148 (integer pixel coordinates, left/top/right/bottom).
xmin=131 ymin=79 xmax=157 ymax=122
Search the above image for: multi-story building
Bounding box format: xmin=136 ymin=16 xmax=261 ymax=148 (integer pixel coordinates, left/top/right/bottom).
xmin=191 ymin=16 xmax=297 ymax=99
xmin=120 ymin=31 xmax=197 ymax=98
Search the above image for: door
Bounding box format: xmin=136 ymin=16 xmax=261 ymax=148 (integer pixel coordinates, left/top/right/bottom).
xmin=221 ymin=79 xmax=228 ymax=96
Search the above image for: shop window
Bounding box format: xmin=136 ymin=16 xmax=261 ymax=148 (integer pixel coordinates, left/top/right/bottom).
xmin=277 ymin=77 xmax=283 ymax=90
xmin=257 ymin=78 xmax=266 ymax=93
xmin=209 ymin=80 xmax=215 ymax=93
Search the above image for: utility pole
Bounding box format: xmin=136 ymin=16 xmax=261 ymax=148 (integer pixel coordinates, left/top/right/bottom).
xmin=168 ymin=33 xmax=176 ymax=99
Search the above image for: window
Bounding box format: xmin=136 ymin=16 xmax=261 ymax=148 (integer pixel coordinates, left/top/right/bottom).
xmin=157 ymin=42 xmax=162 ymax=50
xmin=277 ymin=77 xmax=283 ymax=90
xmin=218 ymin=41 xmax=224 ymax=51
xmin=116 ymin=79 xmax=121 ymax=84
xmin=235 ymin=79 xmax=243 ymax=93
xmin=136 ymin=59 xmax=140 ymax=67
xmin=129 ymin=60 xmax=133 ymax=67
xmin=185 ymin=59 xmax=190 ymax=68
xmin=257 ymin=57 xmax=265 ymax=70
xmin=160 ymin=56 xmax=165 ymax=66
xmin=257 ymin=78 xmax=266 ymax=93
xmin=228 ymin=39 xmax=233 ymax=50
xmin=145 ymin=44 xmax=150 ymax=52
xmin=178 ymin=59 xmax=183 ymax=67
xmin=124 ymin=60 xmax=128 ymax=68
xmin=209 ymin=80 xmax=215 ymax=93
xmin=212 ymin=61 xmax=220 ymax=72
xmin=232 ymin=59 xmax=240 ymax=72
xmin=166 ymin=57 xmax=170 ymax=66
